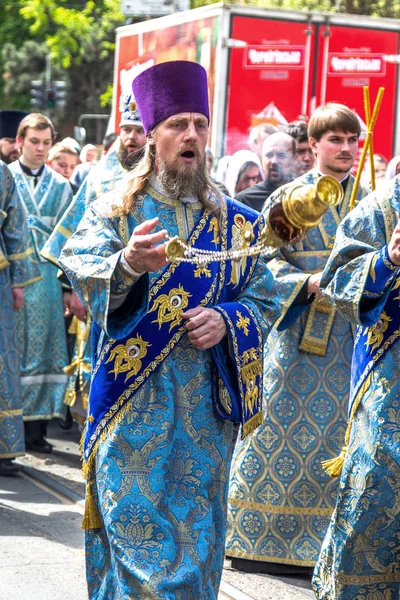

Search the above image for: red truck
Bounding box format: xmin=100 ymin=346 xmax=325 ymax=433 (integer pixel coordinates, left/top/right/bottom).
xmin=112 ymin=3 xmax=400 ymax=161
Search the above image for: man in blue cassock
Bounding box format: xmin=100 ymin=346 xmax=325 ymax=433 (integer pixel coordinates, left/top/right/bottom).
xmin=0 ymin=159 xmax=40 ymax=475
xmin=59 ymin=60 xmax=280 ymax=599
xmin=312 ymin=178 xmax=400 ymax=598
xmin=9 ymin=113 xmax=73 ymax=452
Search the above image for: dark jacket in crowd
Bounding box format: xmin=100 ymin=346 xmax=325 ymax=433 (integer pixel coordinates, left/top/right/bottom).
xmin=234 ymin=180 xmax=278 ymax=212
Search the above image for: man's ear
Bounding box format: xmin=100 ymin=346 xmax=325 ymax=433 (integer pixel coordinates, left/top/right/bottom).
xmin=309 ymin=136 xmax=318 ymax=154
xmin=147 ymin=132 xmax=155 ymax=146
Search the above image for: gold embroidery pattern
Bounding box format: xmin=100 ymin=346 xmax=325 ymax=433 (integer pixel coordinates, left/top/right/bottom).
xmin=208 ymin=216 xmax=220 ymax=246
xmin=229 ymin=213 xmax=254 ymax=287
xmin=149 ymin=285 xmax=191 ymax=332
xmin=193 ymin=260 xmax=211 ymax=278
xmin=241 ymin=348 xmax=262 ymax=413
xmin=106 ymin=335 xmax=151 ymax=382
xmin=84 ymin=279 xmax=219 ymax=474
xmin=215 ymin=304 xmax=263 ymax=439
xmin=365 ymin=311 xmax=391 ymax=351
xmin=236 ymin=310 xmax=250 ymax=336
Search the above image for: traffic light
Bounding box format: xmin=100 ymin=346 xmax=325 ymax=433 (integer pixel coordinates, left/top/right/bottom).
xmin=30 ymin=80 xmax=46 ymax=109
xmin=52 ymin=80 xmax=67 ymax=108
xmin=47 ymin=89 xmax=55 ymax=109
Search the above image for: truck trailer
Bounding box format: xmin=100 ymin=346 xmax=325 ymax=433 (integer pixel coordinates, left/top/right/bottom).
xmin=112 ymin=3 xmax=400 ymax=161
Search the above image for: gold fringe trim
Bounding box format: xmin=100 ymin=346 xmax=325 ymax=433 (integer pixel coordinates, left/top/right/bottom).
xmin=242 ymin=411 xmax=263 ymax=439
xmin=322 ymin=371 xmax=373 ymax=477
xmin=81 ymin=481 xmax=102 ymax=530
xmin=297 ymin=338 xmax=328 ymax=356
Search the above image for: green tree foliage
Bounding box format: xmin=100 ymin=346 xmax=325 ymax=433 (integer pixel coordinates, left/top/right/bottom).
xmin=1 ymin=0 xmax=125 ymax=136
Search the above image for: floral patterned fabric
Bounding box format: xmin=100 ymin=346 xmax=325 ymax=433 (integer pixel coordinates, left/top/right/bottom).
xmin=226 ymin=169 xmax=369 ymax=567
xmin=60 ymin=184 xmax=280 ymax=599
xmin=0 ymin=161 xmax=40 ymax=457
xmin=9 ymin=160 xmax=72 ymax=420
xmin=313 ymin=179 xmax=400 ymax=599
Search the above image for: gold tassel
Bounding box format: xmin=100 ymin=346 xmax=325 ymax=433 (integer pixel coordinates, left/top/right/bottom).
xmin=321 ymin=446 xmax=348 ymax=477
xmin=81 ymin=481 xmax=102 ymax=530
xmin=321 ymin=372 xmax=373 ymax=478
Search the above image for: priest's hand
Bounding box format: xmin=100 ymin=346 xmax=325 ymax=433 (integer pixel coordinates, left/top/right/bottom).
xmin=183 ymin=306 xmax=227 ymax=350
xmin=124 ymin=217 xmax=167 ymax=274
xmin=12 ymin=288 xmax=24 ymax=311
xmin=307 ymin=272 xmax=323 ymax=295
xmin=388 ymin=223 xmax=400 ymax=265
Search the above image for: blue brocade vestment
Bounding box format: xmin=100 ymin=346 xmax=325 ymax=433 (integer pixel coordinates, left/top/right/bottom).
xmin=41 ymin=139 xmax=127 ymax=418
xmin=0 ymin=161 xmax=40 ymax=458
xmin=313 ymin=178 xmax=400 ymax=599
xmin=9 ymin=161 xmax=73 ymax=420
xmin=59 ymin=183 xmax=280 ymax=599
xmin=225 ymin=169 xmax=369 ymax=567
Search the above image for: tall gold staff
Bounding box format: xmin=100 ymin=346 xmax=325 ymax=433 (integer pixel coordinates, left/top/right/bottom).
xmin=364 ymin=86 xmax=376 ymax=191
xmin=348 ymin=86 xmax=385 ymax=212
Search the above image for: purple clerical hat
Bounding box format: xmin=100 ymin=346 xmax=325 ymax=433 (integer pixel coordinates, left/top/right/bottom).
xmin=132 ymin=61 xmax=209 ymax=135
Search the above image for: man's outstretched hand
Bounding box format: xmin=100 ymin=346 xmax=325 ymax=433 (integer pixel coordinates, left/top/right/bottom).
xmin=124 ymin=217 xmax=167 ymax=274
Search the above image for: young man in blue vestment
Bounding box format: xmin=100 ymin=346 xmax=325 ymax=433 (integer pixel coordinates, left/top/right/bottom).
xmin=312 ymin=178 xmax=400 ymax=598
xmin=0 ymin=160 xmax=40 ymax=475
xmin=59 ymin=60 xmax=280 ymax=599
xmin=226 ymin=103 xmax=369 ymax=575
xmin=9 ymin=113 xmax=73 ymax=452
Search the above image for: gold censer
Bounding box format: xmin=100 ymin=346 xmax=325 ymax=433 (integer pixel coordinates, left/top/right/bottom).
xmin=166 ymin=175 xmax=343 ymax=264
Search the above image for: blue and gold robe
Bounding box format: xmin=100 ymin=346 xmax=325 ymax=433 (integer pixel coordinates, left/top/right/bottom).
xmin=0 ymin=161 xmax=40 ymax=458
xmin=313 ymin=178 xmax=400 ymax=599
xmin=9 ymin=161 xmax=73 ymax=421
xmin=41 ymin=140 xmax=126 ymax=417
xmin=226 ymin=169 xmax=368 ymax=567
xmin=59 ymin=181 xmax=280 ymax=599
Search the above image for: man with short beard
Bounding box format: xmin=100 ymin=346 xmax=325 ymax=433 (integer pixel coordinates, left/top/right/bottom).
xmin=0 ymin=110 xmax=28 ymax=164
xmin=58 ymin=60 xmax=280 ymax=599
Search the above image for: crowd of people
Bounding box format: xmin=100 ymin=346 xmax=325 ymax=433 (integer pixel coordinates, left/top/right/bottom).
xmin=1 ymin=59 xmax=400 ymax=600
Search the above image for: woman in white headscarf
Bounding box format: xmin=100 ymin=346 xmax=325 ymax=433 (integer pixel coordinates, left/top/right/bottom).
xmin=225 ymin=150 xmax=263 ymax=198
xmin=385 ymin=155 xmax=400 ymax=180
xmin=79 ymin=143 xmax=98 ymax=163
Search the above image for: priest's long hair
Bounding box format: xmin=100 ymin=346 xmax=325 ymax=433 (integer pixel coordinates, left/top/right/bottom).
xmin=120 ymin=138 xmax=224 ymax=217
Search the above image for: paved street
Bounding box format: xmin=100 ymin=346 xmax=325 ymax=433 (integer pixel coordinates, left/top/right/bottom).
xmin=0 ymin=421 xmax=314 ymax=600
xmin=0 ymin=472 xmax=87 ymax=600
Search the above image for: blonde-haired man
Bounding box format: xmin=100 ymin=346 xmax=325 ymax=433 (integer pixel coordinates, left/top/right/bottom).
xmin=9 ymin=113 xmax=73 ymax=452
